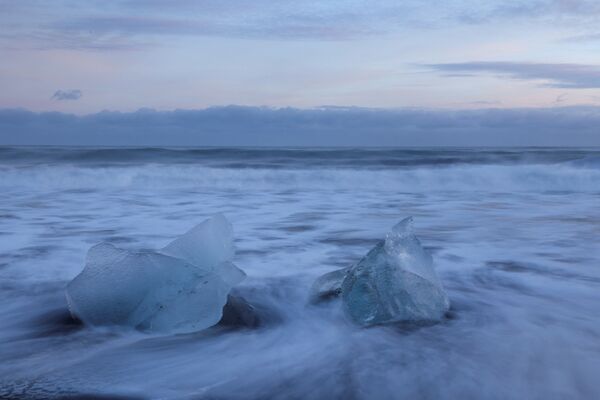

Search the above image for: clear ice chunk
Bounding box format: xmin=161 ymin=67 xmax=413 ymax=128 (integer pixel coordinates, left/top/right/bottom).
xmin=65 ymin=214 xmax=246 ymax=334
xmin=161 ymin=214 xmax=235 ymax=270
xmin=339 ymin=217 xmax=449 ymax=326
xmin=309 ymin=267 xmax=348 ymax=302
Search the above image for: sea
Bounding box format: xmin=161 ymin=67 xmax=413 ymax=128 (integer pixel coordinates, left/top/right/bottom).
xmin=0 ymin=146 xmax=599 ymax=399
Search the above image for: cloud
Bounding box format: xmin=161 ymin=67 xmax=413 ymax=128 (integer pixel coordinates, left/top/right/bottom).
xmin=426 ymin=62 xmax=600 ymax=88
xmin=461 ymin=0 xmax=600 ymax=24
xmin=0 ymin=1 xmax=415 ymax=49
xmin=4 ymin=0 xmax=600 ymax=50
xmin=467 ymin=100 xmax=503 ymax=106
xmin=1 ymin=105 xmax=599 ymax=146
xmin=554 ymin=93 xmax=569 ymax=104
xmin=51 ymin=89 xmax=82 ymax=101
xmin=562 ymin=33 xmax=600 ymax=43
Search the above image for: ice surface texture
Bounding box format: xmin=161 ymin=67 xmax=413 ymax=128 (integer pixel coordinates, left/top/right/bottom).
xmin=65 ymin=214 xmax=246 ymax=334
xmin=309 ymin=267 xmax=349 ymax=302
xmin=313 ymin=217 xmax=449 ymax=326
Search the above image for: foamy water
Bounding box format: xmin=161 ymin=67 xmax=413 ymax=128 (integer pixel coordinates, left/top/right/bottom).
xmin=1 ymin=147 xmax=599 ymax=399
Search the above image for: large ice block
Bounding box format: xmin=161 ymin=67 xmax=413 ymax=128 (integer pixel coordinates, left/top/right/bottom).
xmin=341 ymin=217 xmax=449 ymax=326
xmin=65 ymin=214 xmax=246 ymax=334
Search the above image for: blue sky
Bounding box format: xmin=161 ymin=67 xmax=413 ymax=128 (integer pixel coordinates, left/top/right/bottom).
xmin=1 ymin=0 xmax=600 ymax=144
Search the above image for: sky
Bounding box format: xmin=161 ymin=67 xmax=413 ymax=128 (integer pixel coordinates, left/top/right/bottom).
xmin=1 ymin=0 xmax=600 ymax=145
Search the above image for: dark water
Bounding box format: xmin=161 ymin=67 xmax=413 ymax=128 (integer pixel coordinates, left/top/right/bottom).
xmin=0 ymin=147 xmax=599 ymax=399
xmin=1 ymin=146 xmax=599 ymax=168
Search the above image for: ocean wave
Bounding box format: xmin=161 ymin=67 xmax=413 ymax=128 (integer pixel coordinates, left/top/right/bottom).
xmin=1 ymin=146 xmax=598 ymax=168
xmin=1 ymin=163 xmax=599 ymax=193
xmin=567 ymin=155 xmax=600 ymax=169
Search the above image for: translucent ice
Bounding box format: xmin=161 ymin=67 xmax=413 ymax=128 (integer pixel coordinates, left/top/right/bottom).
xmin=309 ymin=267 xmax=348 ymax=303
xmin=65 ymin=214 xmax=246 ymax=334
xmin=341 ymin=217 xmax=449 ymax=326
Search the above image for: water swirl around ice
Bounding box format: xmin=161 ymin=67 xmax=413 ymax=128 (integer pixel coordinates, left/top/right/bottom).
xmin=1 ymin=147 xmax=599 ymax=399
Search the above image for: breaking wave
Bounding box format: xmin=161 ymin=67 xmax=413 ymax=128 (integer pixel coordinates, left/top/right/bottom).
xmin=1 ymin=163 xmax=599 ymax=193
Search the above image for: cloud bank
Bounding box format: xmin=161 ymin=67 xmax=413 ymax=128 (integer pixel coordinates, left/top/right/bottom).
xmin=426 ymin=62 xmax=600 ymax=89
xmin=1 ymin=106 xmax=599 ymax=146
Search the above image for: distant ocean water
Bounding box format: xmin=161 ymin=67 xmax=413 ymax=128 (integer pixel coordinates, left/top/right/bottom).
xmin=1 ymin=146 xmax=599 ymax=399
